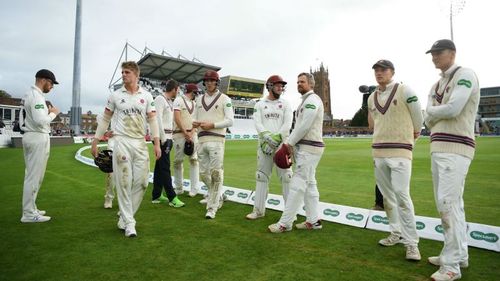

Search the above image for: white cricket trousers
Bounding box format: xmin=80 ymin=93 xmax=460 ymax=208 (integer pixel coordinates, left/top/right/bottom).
xmin=113 ymin=136 xmax=150 ymax=228
xmin=104 ymin=173 xmax=114 ymax=200
xmin=198 ymin=141 xmax=224 ymax=212
xmin=22 ymin=132 xmax=50 ymax=218
xmin=173 ymin=136 xmax=199 ymax=194
xmin=279 ymin=148 xmax=322 ymax=227
xmin=374 ymin=157 xmax=419 ymax=246
xmin=253 ymin=148 xmax=292 ymax=215
xmin=431 ymin=152 xmax=471 ymax=275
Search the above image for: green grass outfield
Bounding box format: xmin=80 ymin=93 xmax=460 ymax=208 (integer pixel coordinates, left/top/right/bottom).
xmin=1 ymin=137 xmax=499 ymax=281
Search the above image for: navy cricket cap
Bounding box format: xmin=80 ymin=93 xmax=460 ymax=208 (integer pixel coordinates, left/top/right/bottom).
xmin=35 ymin=69 xmax=59 ymax=84
xmin=425 ymin=39 xmax=456 ymax=54
xmin=372 ymin=59 xmax=395 ymax=70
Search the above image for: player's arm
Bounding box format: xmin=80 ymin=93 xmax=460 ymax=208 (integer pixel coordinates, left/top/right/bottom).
xmin=31 ymin=95 xmax=59 ymax=128
xmin=253 ymin=103 xmax=267 ymax=135
xmin=403 ymin=85 xmax=423 ymax=138
xmin=155 ymin=97 xmax=166 ymax=144
xmin=214 ymin=96 xmax=234 ymax=129
xmin=146 ymin=97 xmax=161 ymax=160
xmin=426 ymin=70 xmax=476 ymax=120
xmin=287 ymin=97 xmax=320 ymax=146
xmin=368 ymin=111 xmax=374 ymax=131
xmin=278 ymin=101 xmax=294 ymax=142
xmin=92 ymin=109 xmax=114 ymax=158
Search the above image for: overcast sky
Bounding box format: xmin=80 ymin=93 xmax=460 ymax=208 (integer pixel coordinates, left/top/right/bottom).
xmin=1 ymin=0 xmax=499 ymax=119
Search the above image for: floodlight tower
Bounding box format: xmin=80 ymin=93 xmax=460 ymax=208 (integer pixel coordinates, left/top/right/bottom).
xmin=449 ymin=0 xmax=465 ymax=41
xmin=70 ymin=0 xmax=82 ymax=135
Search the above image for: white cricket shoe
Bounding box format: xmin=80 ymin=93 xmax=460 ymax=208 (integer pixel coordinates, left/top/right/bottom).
xmin=378 ymin=233 xmax=402 ymax=246
xmin=199 ymin=197 xmax=208 ymax=204
xmin=21 ymin=215 xmax=51 ymax=223
xmin=295 ymin=220 xmax=322 ymax=230
xmin=428 ymin=256 xmax=468 ymax=268
xmin=175 ymin=188 xmax=184 ymax=195
xmin=36 ymin=209 xmax=46 ymax=216
xmin=405 ymin=245 xmax=421 ymax=261
xmin=268 ymin=223 xmax=292 ymax=233
xmin=246 ymin=211 xmax=264 ymax=220
xmin=430 ymin=268 xmax=461 ymax=281
xmin=205 ymin=209 xmax=216 ymax=219
xmin=125 ymin=225 xmax=137 ymax=238
xmin=188 ymin=191 xmax=197 ymax=197
xmin=104 ymin=198 xmax=113 ymax=209
xmin=117 ymin=219 xmax=126 ymax=231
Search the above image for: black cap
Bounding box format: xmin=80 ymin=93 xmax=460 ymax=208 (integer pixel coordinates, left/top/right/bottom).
xmin=425 ymin=39 xmax=456 ymax=54
xmin=184 ymin=140 xmax=194 ymax=156
xmin=35 ymin=69 xmax=59 ymax=84
xmin=372 ymin=59 xmax=395 ymax=70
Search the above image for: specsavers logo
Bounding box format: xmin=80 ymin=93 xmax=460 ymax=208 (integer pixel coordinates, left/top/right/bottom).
xmin=267 ymin=199 xmax=280 ymax=205
xmin=346 ymin=213 xmax=364 ymax=221
xmin=201 ymin=185 xmax=208 ymax=191
xmin=323 ymin=209 xmax=340 ymax=217
xmin=416 ymin=221 xmax=426 ymax=230
xmin=372 ymin=215 xmax=389 ymax=225
xmin=224 ymin=190 xmax=235 ymax=196
xmin=470 ymin=231 xmax=499 ymax=243
xmin=237 ymin=192 xmax=248 ymax=199
xmin=34 ymin=104 xmax=45 ymax=109
xmin=435 ymin=225 xmax=444 ymax=233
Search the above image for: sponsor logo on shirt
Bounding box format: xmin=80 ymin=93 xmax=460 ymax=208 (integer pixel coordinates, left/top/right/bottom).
xmin=264 ymin=113 xmax=280 ymax=119
xmin=34 ymin=104 xmax=45 ymax=109
xmin=304 ymin=104 xmax=316 ymax=109
xmin=406 ymin=96 xmax=418 ymax=103
xmin=122 ymin=107 xmax=143 ymax=115
xmin=457 ymin=79 xmax=472 ymax=88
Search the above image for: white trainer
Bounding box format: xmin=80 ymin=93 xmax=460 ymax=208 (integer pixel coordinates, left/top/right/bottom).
xmin=268 ymin=223 xmax=292 ymax=233
xmin=125 ymin=225 xmax=137 ymax=238
xmin=175 ymin=188 xmax=184 ymax=195
xmin=117 ymin=219 xmax=126 ymax=231
xmin=430 ymin=268 xmax=461 ymax=281
xmin=199 ymin=197 xmax=207 ymax=204
xmin=405 ymin=245 xmax=421 ymax=261
xmin=205 ymin=209 xmax=216 ymax=219
xmin=188 ymin=191 xmax=197 ymax=197
xmin=104 ymin=198 xmax=113 ymax=209
xmin=36 ymin=209 xmax=46 ymax=216
xmin=246 ymin=211 xmax=264 ymax=220
xmin=378 ymin=233 xmax=402 ymax=246
xmin=21 ymin=215 xmax=51 ymax=223
xmin=428 ymin=256 xmax=468 ymax=268
xmin=295 ymin=220 xmax=322 ymax=230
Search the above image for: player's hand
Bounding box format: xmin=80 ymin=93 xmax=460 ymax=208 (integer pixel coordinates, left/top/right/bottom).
xmin=48 ymin=104 xmax=60 ymax=115
xmin=184 ymin=130 xmax=193 ymax=141
xmin=261 ymin=142 xmax=274 ymax=155
xmin=263 ymin=133 xmax=281 ymax=148
xmin=154 ymin=142 xmax=162 ymax=160
xmin=104 ymin=130 xmax=114 ymax=139
xmin=192 ymin=121 xmax=200 ymax=128
xmin=200 ymin=122 xmax=214 ymax=130
xmin=91 ymin=139 xmax=99 ymax=158
xmin=414 ymin=131 xmax=421 ymax=139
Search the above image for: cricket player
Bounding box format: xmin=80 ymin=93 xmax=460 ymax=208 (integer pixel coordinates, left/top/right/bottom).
xmin=424 ymin=39 xmax=479 ymax=281
xmin=367 ymin=59 xmax=423 ymax=261
xmin=173 ymin=83 xmax=199 ymax=197
xmin=268 ymin=72 xmax=325 ymax=233
xmin=193 ymin=70 xmax=234 ymax=219
xmin=246 ymin=75 xmax=293 ymax=220
xmin=20 ymin=69 xmax=60 ymax=223
xmin=91 ymin=61 xmax=161 ymax=238
xmin=152 ymin=79 xmax=184 ymax=207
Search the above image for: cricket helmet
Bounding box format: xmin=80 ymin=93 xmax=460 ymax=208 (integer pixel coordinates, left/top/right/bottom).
xmin=94 ymin=149 xmax=113 ymax=173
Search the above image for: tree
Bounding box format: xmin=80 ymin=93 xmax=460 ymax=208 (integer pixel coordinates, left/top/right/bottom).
xmin=350 ymin=107 xmax=368 ymax=127
xmin=0 ymin=90 xmax=12 ymax=98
